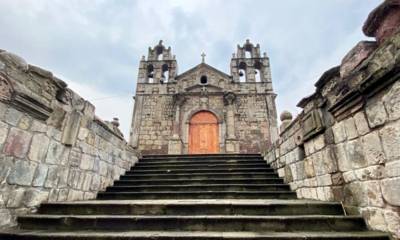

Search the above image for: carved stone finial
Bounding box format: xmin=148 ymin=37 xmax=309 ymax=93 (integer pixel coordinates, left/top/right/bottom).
xmin=280 ymin=111 xmax=293 ymax=122
xmin=112 ymin=117 xmax=120 ymax=127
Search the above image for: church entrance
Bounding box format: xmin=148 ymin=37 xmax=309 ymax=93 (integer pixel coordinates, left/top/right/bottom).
xmin=189 ymin=111 xmax=219 ymax=154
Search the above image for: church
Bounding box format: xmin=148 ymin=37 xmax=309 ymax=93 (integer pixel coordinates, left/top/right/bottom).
xmin=129 ymin=40 xmax=279 ymax=155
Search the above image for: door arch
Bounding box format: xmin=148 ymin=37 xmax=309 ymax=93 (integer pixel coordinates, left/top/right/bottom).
xmin=189 ymin=111 xmax=220 ymax=154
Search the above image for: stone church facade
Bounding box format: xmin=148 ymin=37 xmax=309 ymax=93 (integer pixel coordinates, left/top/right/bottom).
xmin=129 ymin=40 xmax=279 ymax=155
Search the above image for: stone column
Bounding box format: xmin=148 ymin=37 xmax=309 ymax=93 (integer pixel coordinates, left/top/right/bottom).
xmin=224 ymin=92 xmax=239 ymax=153
xmin=129 ymin=95 xmax=143 ymax=148
xmin=168 ymin=93 xmax=186 ymax=154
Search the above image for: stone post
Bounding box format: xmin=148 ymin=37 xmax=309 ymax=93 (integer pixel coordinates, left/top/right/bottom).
xmin=168 ymin=93 xmax=186 ymax=154
xmin=224 ymin=92 xmax=239 ymax=153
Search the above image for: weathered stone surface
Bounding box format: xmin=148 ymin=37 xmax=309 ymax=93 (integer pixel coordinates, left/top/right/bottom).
xmin=343 ymin=117 xmax=358 ymax=140
xmin=381 ymin=177 xmax=400 ymax=206
xmin=353 ymin=111 xmax=370 ymax=136
xmin=0 ymin=121 xmax=9 ymax=146
xmin=361 ymin=132 xmax=386 ymax=165
xmin=28 ymin=134 xmax=50 ymax=162
xmin=7 ymin=160 xmax=36 ymax=186
xmin=332 ymin=121 xmax=347 ymax=143
xmin=3 ymin=127 xmax=32 ymax=158
xmin=385 ymin=160 xmax=400 ymax=177
xmin=45 ymin=140 xmax=70 ymax=165
xmin=363 ymin=0 xmax=400 ymax=43
xmin=32 ymin=164 xmax=48 ymax=187
xmin=362 ymin=208 xmax=388 ymax=232
xmin=383 ymin=80 xmax=400 ymax=121
xmin=340 ymin=41 xmax=377 ymax=78
xmin=379 ymin=121 xmax=400 ymax=161
xmin=23 ymin=189 xmax=49 ymax=207
xmin=366 ymin=100 xmax=388 ymax=128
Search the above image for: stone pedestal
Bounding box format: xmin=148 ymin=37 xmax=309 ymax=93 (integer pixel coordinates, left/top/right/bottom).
xmin=168 ymin=135 xmax=182 ymax=154
xmin=226 ymin=138 xmax=239 ymax=153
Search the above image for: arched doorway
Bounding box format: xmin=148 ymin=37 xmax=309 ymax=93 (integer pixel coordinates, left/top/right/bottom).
xmin=189 ymin=111 xmax=219 ymax=154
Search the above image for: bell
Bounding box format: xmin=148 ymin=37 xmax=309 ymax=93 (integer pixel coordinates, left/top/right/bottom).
xmin=239 ymin=71 xmax=244 ymax=77
xmin=148 ymin=73 xmax=153 ymax=78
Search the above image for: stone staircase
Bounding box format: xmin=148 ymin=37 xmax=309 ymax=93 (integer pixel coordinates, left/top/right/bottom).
xmin=0 ymin=154 xmax=390 ymax=239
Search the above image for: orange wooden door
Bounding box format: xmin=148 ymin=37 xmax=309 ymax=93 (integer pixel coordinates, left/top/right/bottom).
xmin=189 ymin=111 xmax=219 ymax=154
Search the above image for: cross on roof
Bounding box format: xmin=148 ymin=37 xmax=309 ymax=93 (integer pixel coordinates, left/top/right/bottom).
xmin=201 ymin=52 xmax=206 ymax=63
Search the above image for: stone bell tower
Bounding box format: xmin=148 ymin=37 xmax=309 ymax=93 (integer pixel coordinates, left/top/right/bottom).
xmin=137 ymin=40 xmax=178 ymax=84
xmin=231 ymin=39 xmax=272 ymax=83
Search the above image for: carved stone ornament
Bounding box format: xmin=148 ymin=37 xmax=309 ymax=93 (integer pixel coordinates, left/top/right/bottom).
xmin=0 ymin=73 xmax=13 ymax=101
xmin=223 ymin=91 xmax=236 ymax=105
xmin=173 ymin=93 xmax=187 ymax=106
xmin=302 ymin=109 xmax=325 ymax=141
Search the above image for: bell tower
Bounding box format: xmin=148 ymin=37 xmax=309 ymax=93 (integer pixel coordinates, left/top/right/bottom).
xmin=138 ymin=40 xmax=178 ymax=84
xmin=230 ymin=39 xmax=272 ymax=83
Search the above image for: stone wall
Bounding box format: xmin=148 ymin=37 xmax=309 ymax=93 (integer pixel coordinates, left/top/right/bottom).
xmin=0 ymin=50 xmax=138 ymax=228
xmin=265 ymin=2 xmax=400 ymax=238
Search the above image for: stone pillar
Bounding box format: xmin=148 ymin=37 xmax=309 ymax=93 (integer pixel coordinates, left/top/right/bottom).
xmin=168 ymin=93 xmax=186 ymax=154
xmin=224 ymin=92 xmax=239 ymax=153
xmin=129 ymin=95 xmax=143 ymax=148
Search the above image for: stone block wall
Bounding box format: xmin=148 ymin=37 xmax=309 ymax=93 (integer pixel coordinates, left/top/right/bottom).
xmin=265 ymin=3 xmax=400 ymax=238
xmin=0 ymin=50 xmax=138 ymax=228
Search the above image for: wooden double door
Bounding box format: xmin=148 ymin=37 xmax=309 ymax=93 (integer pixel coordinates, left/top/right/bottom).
xmin=188 ymin=111 xmax=220 ymax=154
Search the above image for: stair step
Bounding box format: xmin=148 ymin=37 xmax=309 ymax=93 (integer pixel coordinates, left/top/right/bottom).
xmin=142 ymin=154 xmax=262 ymax=159
xmin=120 ymin=172 xmax=280 ymax=180
xmin=133 ymin=163 xmax=269 ymax=170
xmin=137 ymin=159 xmax=266 ymax=166
xmin=38 ymin=200 xmax=344 ymax=216
xmin=18 ymin=215 xmax=367 ymax=232
xmin=1 ymin=230 xmax=389 ymax=239
xmin=141 ymin=156 xmax=263 ymax=162
xmin=105 ymin=184 xmax=291 ymax=192
xmin=96 ymin=191 xmax=297 ymax=200
xmin=113 ymin=178 xmax=284 ymax=186
xmin=128 ymin=168 xmax=274 ymax=174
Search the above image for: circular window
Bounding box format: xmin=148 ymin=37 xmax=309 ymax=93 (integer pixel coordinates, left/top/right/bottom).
xmin=200 ymin=75 xmax=208 ymax=84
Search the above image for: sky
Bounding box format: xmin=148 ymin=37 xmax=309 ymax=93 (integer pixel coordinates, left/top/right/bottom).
xmin=0 ymin=0 xmax=381 ymax=139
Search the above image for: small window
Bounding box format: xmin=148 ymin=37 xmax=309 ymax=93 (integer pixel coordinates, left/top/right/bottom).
xmin=200 ymin=75 xmax=208 ymax=84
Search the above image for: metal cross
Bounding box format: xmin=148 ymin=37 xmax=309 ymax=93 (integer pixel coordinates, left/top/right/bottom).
xmin=201 ymin=52 xmax=206 ymax=63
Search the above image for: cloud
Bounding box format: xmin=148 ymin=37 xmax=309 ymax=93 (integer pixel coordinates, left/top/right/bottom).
xmin=0 ymin=0 xmax=382 ymax=140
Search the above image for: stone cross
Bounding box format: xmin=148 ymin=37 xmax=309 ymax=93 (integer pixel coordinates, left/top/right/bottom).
xmin=201 ymin=52 xmax=206 ymax=63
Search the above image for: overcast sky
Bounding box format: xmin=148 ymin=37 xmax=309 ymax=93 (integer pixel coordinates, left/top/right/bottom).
xmin=0 ymin=0 xmax=381 ymax=138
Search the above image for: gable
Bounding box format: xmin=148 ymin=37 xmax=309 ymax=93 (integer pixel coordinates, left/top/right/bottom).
xmin=176 ymin=63 xmax=231 ymax=80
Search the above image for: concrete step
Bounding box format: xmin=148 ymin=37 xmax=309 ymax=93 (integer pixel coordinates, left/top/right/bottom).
xmin=119 ymin=172 xmax=280 ymax=180
xmin=96 ymin=191 xmax=297 ymax=200
xmin=128 ymin=167 xmax=275 ymax=174
xmin=113 ymin=178 xmax=284 ymax=186
xmin=105 ymin=184 xmax=291 ymax=192
xmin=136 ymin=159 xmax=266 ymax=166
xmin=0 ymin=230 xmax=389 ymax=239
xmin=17 ymin=215 xmax=367 ymax=232
xmin=37 ymin=200 xmax=345 ymax=216
xmin=133 ymin=163 xmax=269 ymax=170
